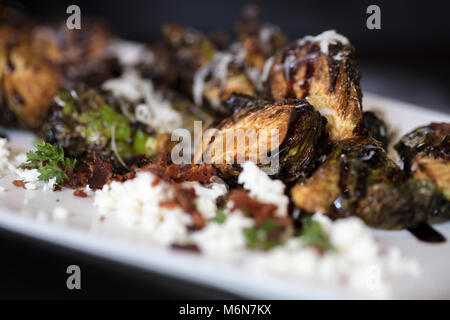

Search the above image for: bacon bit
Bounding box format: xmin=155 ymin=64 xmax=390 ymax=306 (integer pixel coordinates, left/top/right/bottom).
xmin=171 ymin=243 xmax=200 ymax=253
xmin=151 ymin=176 xmax=161 ymax=186
xmin=158 ymin=201 xmax=179 ymax=210
xmin=62 ymin=161 xmax=91 ymax=189
xmin=12 ymin=180 xmax=26 ymax=189
xmin=173 ymin=184 xmax=206 ymax=229
xmin=73 ymin=189 xmax=88 ymax=198
xmin=89 ymin=156 xmax=113 ymax=190
xmin=112 ymin=169 xmax=137 ymax=183
xmin=99 ymin=216 xmax=105 ymax=222
xmin=228 ymin=189 xmax=292 ymax=227
xmin=141 ymin=152 xmax=217 ymax=183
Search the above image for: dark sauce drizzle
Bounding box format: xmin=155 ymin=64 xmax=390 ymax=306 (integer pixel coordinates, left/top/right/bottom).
xmin=408 ymin=222 xmax=446 ymax=243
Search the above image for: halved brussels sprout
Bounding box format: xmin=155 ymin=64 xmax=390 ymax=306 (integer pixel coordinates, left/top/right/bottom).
xmin=40 ymin=87 xmax=170 ymax=171
xmin=195 ymin=94 xmax=328 ymax=182
xmin=395 ymin=123 xmax=450 ymax=210
xmin=268 ymin=31 xmax=364 ymax=141
xmin=291 ymin=137 xmax=450 ymax=229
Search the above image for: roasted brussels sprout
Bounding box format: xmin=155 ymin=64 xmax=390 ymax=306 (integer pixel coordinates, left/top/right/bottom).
xmin=268 ymin=31 xmax=364 ymax=141
xmin=32 ymin=21 xmax=119 ymax=86
xmin=163 ymin=17 xmax=284 ymax=116
xmin=235 ymin=4 xmax=287 ymax=68
xmin=195 ymin=94 xmax=328 ymax=182
xmin=291 ymin=137 xmax=450 ymax=229
xmin=163 ymin=23 xmax=217 ymax=82
xmin=0 ymin=26 xmax=61 ymax=129
xmin=395 ymin=123 xmax=450 ymax=212
xmin=40 ymin=87 xmax=171 ymax=171
xmin=363 ymin=111 xmax=390 ymax=148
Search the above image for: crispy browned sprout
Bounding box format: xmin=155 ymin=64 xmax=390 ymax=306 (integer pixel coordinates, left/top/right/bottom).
xmin=363 ymin=111 xmax=390 ymax=148
xmin=268 ymin=31 xmax=364 ymax=141
xmin=395 ymin=123 xmax=450 ymax=208
xmin=235 ymin=4 xmax=287 ymax=66
xmin=163 ymin=23 xmax=216 ymax=82
xmin=32 ymin=21 xmax=119 ymax=86
xmin=292 ymin=137 xmax=450 ymax=229
xmin=195 ymin=94 xmax=328 ymax=182
xmin=163 ymin=15 xmax=285 ymax=116
xmin=0 ymin=26 xmax=61 ymax=129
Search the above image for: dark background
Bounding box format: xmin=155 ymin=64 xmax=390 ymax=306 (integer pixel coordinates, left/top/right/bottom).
xmin=1 ymin=0 xmax=450 ymax=299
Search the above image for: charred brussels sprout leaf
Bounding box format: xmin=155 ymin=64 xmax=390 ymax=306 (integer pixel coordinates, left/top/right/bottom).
xmin=363 ymin=111 xmax=390 ymax=149
xmin=292 ymin=137 xmax=450 ymax=229
xmin=196 ymin=97 xmax=328 ymax=183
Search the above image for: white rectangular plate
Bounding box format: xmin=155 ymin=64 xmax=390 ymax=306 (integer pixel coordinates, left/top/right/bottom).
xmin=0 ymin=93 xmax=449 ymax=299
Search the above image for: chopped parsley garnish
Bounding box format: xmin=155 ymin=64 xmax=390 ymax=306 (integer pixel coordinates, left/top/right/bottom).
xmin=211 ymin=209 xmax=227 ymax=224
xmin=19 ymin=142 xmax=76 ymax=184
xmin=300 ymin=217 xmax=334 ymax=252
xmin=244 ymin=219 xmax=284 ymax=250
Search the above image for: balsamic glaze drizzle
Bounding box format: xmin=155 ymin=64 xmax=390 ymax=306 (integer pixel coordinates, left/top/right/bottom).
xmin=408 ymin=222 xmax=446 ymax=243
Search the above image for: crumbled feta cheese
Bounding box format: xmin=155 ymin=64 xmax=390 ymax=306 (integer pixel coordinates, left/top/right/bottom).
xmin=0 ymin=138 xmax=10 ymax=178
xmin=0 ymin=185 xmax=5 ymax=193
xmin=192 ymin=212 xmax=253 ymax=259
xmin=14 ymin=168 xmax=56 ymax=191
xmin=246 ymin=214 xmax=420 ymax=298
xmin=12 ymin=153 xmax=27 ymax=167
xmin=238 ymin=162 xmax=289 ymax=217
xmin=102 ymin=76 xmax=183 ymax=133
xmin=94 ymin=172 xmax=193 ymax=246
xmin=182 ymin=179 xmax=228 ymax=219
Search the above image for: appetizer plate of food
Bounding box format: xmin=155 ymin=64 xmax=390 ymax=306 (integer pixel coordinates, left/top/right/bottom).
xmin=0 ymin=6 xmax=449 ymax=299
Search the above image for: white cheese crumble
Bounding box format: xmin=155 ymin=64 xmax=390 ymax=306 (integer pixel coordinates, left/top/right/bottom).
xmin=0 ymin=138 xmax=10 ymax=178
xmin=238 ymin=162 xmax=289 ymax=217
xmin=300 ymin=30 xmax=349 ymax=55
xmin=193 ymin=53 xmax=233 ymax=106
xmin=94 ymin=171 xmax=193 ymax=246
xmin=245 ymin=214 xmax=420 ymax=298
xmin=192 ymin=212 xmax=253 ymax=259
xmin=182 ymin=178 xmax=228 ymax=219
xmin=14 ymin=168 xmax=56 ymax=191
xmin=107 ymin=40 xmax=155 ymax=68
xmin=102 ymin=75 xmax=183 ymax=133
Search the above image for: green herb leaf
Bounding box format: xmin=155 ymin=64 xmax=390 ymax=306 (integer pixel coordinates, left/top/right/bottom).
xmin=19 ymin=142 xmax=76 ymax=184
xmin=244 ymin=219 xmax=284 ymax=250
xmin=300 ymin=217 xmax=334 ymax=252
xmin=211 ymin=209 xmax=227 ymax=224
